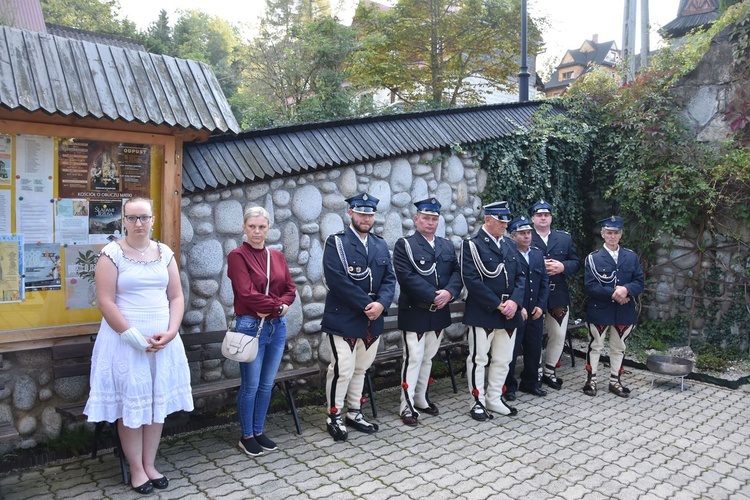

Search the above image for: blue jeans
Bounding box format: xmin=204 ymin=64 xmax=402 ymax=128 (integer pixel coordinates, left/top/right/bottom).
xmin=236 ymin=315 xmax=287 ymax=437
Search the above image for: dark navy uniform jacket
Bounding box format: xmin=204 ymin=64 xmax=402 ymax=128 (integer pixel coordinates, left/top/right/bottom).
xmin=461 ymin=230 xmax=525 ymax=331
xmin=584 ymin=246 xmax=644 ymax=325
xmin=531 ymin=229 xmax=580 ymax=309
xmin=519 ymin=247 xmax=549 ymax=313
xmin=321 ymin=227 xmax=396 ymax=339
xmin=393 ymin=232 xmax=463 ymax=333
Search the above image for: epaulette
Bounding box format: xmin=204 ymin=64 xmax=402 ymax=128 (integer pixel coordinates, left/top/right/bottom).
xmin=371 ymin=232 xmax=384 ymax=239
xmin=621 ymin=247 xmax=635 ymax=253
xmin=554 ymin=229 xmax=570 ymax=235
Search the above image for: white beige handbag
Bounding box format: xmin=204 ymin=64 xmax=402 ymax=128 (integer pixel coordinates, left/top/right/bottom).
xmin=221 ymin=318 xmax=260 ymax=363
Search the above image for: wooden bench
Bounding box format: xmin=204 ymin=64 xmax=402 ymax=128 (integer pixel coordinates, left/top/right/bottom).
xmin=51 ymin=332 xmax=320 ymax=484
xmin=363 ymin=302 xmax=582 ymax=417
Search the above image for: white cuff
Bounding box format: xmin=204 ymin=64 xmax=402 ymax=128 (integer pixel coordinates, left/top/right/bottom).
xmin=120 ymin=327 xmax=150 ymax=351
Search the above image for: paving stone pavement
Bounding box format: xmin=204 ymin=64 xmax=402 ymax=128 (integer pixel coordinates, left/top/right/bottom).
xmin=2 ymin=360 xmax=750 ymax=499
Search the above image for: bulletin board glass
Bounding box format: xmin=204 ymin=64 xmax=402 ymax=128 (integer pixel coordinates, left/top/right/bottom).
xmin=0 ymin=132 xmax=164 ymax=331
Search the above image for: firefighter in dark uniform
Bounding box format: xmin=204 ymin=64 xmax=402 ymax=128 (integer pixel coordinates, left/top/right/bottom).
xmin=393 ymin=197 xmax=463 ymax=426
xmin=583 ymin=216 xmax=644 ymax=397
xmin=322 ymin=193 xmax=396 ymax=441
xmin=461 ymin=201 xmax=525 ymax=421
xmin=529 ymin=200 xmax=581 ymax=390
xmin=504 ymin=216 xmax=550 ymax=401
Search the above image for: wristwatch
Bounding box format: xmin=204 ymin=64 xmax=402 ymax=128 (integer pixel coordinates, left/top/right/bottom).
xmin=277 ymin=304 xmax=284 ymax=315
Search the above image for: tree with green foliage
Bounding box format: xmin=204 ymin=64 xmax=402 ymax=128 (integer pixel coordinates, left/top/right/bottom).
xmin=171 ymin=10 xmax=244 ymax=100
xmin=232 ymin=3 xmax=356 ymax=128
xmin=350 ymin=0 xmax=541 ymax=108
xmin=144 ymin=10 xmax=172 ymax=55
xmin=41 ymin=0 xmax=125 ymax=34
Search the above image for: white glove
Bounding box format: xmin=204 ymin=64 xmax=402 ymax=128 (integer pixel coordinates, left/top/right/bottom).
xmin=120 ymin=327 xmax=150 ymax=351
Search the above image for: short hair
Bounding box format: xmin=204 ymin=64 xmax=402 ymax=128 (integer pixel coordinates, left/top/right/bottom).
xmin=243 ymin=206 xmax=271 ymax=227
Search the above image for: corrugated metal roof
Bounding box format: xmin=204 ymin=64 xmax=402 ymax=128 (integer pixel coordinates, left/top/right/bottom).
xmin=183 ymin=100 xmax=561 ymax=193
xmin=0 ymin=25 xmax=240 ymax=134
xmin=46 ymin=23 xmax=146 ymax=52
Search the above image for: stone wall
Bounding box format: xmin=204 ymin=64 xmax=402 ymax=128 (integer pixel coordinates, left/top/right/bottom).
xmin=0 ymin=148 xmax=486 ymax=451
xmin=179 ymin=150 xmax=484 ymax=384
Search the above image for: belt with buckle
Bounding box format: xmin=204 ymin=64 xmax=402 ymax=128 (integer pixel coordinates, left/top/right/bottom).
xmin=413 ymin=302 xmax=439 ymax=312
xmin=549 ymin=284 xmax=556 ymax=291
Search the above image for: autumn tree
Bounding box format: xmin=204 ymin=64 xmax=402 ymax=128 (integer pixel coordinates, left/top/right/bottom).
xmin=350 ymin=0 xmax=540 ymax=107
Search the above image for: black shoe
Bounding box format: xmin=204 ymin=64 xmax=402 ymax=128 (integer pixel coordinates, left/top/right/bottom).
xmin=414 ymin=403 xmax=439 ymax=416
xmin=609 ymin=382 xmax=631 ymax=398
xmin=542 ymin=374 xmax=563 ymax=390
xmin=238 ymin=436 xmax=264 ymax=456
xmin=345 ymin=411 xmax=379 ymax=434
xmin=519 ymin=386 xmax=547 ymax=397
xmin=504 ymin=392 xmax=517 ymax=401
xmin=151 ymin=476 xmax=169 ymax=489
xmin=327 ymin=413 xmax=348 ymax=441
xmin=583 ymin=382 xmax=597 ymax=396
xmin=400 ymin=408 xmax=418 ymax=426
xmin=469 ymin=403 xmax=488 ymax=421
xmin=132 ymin=480 xmax=154 ymax=494
xmin=254 ymin=433 xmax=278 ymax=451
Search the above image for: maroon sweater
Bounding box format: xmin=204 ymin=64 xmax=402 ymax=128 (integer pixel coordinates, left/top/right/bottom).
xmin=227 ymin=243 xmax=296 ymax=318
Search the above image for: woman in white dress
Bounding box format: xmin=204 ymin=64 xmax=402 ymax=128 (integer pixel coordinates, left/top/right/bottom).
xmin=84 ymin=197 xmax=193 ymax=494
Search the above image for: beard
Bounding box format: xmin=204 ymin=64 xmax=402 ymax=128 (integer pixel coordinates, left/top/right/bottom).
xmin=352 ymin=219 xmax=372 ymax=234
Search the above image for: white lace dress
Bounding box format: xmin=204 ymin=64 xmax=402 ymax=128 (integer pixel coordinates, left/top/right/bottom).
xmin=84 ymin=241 xmax=193 ymax=428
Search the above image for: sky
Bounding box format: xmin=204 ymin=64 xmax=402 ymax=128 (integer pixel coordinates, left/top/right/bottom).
xmin=117 ymin=0 xmax=683 ymax=71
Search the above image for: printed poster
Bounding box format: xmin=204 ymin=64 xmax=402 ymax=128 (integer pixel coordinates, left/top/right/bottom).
xmin=55 ymin=199 xmax=89 ymax=244
xmin=88 ymin=201 xmax=122 ymax=244
xmin=15 ymin=135 xmax=55 ymax=244
xmin=0 ymin=234 xmax=24 ymax=303
xmin=58 ymin=139 xmax=150 ymax=199
xmin=0 ymin=134 xmax=11 ymax=187
xmin=64 ymin=243 xmax=103 ymax=310
xmin=24 ymin=243 xmax=62 ymax=291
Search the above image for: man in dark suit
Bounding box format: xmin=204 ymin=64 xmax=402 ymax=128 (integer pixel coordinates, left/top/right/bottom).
xmin=322 ymin=193 xmax=396 ymax=441
xmin=461 ymin=201 xmax=525 ymax=421
xmin=529 ymin=200 xmax=581 ymax=390
xmin=504 ymin=216 xmax=550 ymax=401
xmin=583 ymin=216 xmax=644 ymax=397
xmin=393 ymin=197 xmax=463 ymax=426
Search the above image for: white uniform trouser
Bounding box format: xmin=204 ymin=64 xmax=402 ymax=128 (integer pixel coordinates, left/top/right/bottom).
xmin=400 ymin=330 xmax=442 ymax=411
xmin=586 ymin=324 xmax=634 ymax=377
xmin=326 ymin=334 xmax=380 ymax=413
xmin=542 ymin=308 xmax=570 ymax=376
xmin=467 ymin=327 xmax=514 ymax=408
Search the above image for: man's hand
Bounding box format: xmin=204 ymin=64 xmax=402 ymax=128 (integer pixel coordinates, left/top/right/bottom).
xmin=499 ymin=300 xmax=518 ymax=320
xmin=531 ymin=306 xmax=544 ymax=320
xmin=364 ymin=301 xmax=385 ymax=320
xmin=612 ymin=285 xmax=630 ymax=305
xmin=433 ymin=289 xmax=452 ymax=309
xmin=545 ymin=259 xmax=565 ymax=276
xmin=521 ymin=308 xmax=528 ymax=321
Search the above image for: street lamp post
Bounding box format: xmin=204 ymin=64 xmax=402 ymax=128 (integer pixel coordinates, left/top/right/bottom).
xmin=519 ymin=0 xmax=529 ymax=102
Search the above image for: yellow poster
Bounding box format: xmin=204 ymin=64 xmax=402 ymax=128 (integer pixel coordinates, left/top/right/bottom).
xmin=0 ymin=235 xmax=24 ymax=303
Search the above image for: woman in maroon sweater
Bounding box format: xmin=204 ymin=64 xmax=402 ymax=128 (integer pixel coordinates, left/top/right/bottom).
xmin=227 ymin=206 xmax=296 ymax=457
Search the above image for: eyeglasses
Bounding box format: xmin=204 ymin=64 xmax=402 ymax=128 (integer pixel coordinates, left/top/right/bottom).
xmin=124 ymin=215 xmax=153 ymax=224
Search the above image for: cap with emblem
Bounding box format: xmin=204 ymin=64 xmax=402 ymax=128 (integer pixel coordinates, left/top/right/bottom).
xmin=529 ymin=199 xmax=553 ymax=216
xmin=346 ymin=193 xmax=379 ymax=214
xmin=414 ymin=197 xmax=441 ymax=215
xmin=508 ymin=216 xmax=533 ymax=233
xmin=599 ymin=215 xmax=624 ymax=231
xmin=483 ymin=201 xmax=511 ymax=222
